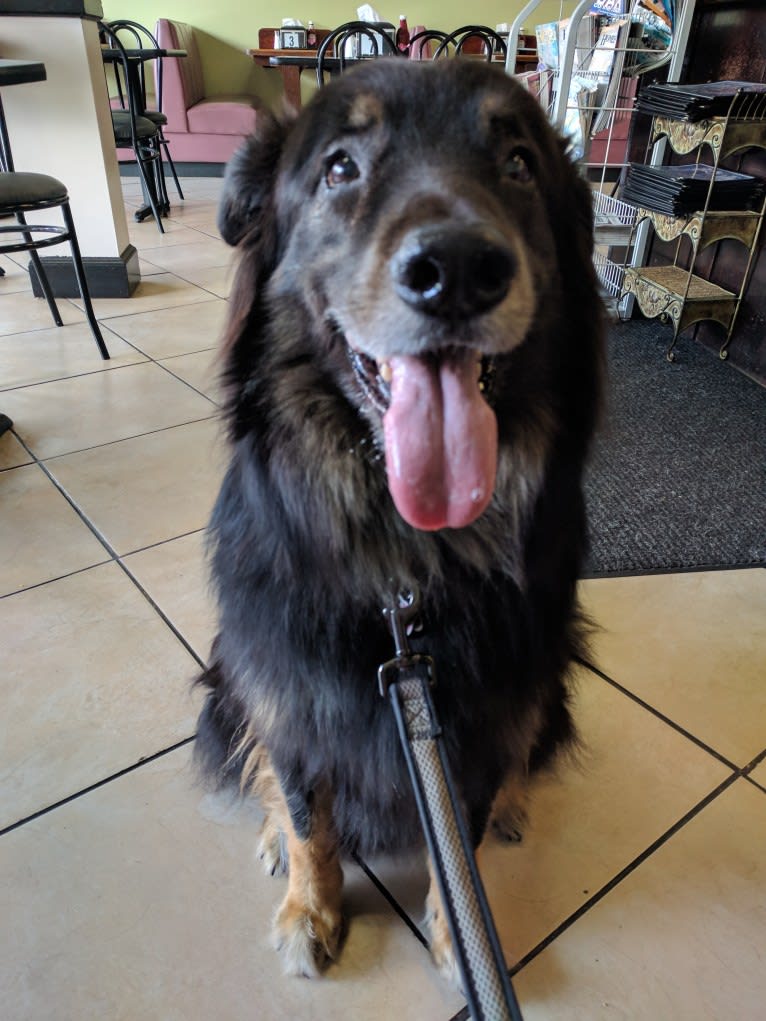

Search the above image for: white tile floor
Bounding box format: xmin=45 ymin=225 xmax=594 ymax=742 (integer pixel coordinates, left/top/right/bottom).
xmin=1 ymin=177 xmax=765 ymax=1020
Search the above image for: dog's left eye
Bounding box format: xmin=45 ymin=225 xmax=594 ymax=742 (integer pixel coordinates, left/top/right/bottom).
xmin=325 ymin=151 xmax=360 ymax=187
xmin=504 ymin=149 xmax=533 ymax=183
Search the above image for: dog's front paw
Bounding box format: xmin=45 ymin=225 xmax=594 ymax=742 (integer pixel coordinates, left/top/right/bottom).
xmin=489 ymin=778 xmax=528 ymax=844
xmin=272 ymin=898 xmax=344 ymax=978
xmin=257 ymin=819 xmax=288 ymax=877
xmin=490 ymin=816 xmax=525 ymax=843
xmin=425 ymin=902 xmax=464 ymax=992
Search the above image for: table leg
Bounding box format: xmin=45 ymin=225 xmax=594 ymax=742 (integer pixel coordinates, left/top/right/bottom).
xmin=279 ymin=66 xmax=303 ymax=109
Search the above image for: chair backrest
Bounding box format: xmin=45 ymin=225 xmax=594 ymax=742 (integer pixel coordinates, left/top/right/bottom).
xmin=316 ymin=21 xmax=398 ymax=87
xmin=98 ymin=21 xmax=154 ymax=152
xmin=107 ymin=19 xmax=159 ymax=111
xmin=155 ymin=18 xmax=205 ymax=131
xmin=433 ymin=25 xmax=508 ymax=61
xmin=407 ymin=28 xmax=446 ymax=60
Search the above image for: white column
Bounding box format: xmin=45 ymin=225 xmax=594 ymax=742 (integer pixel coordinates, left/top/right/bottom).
xmin=1 ymin=15 xmax=129 ymax=258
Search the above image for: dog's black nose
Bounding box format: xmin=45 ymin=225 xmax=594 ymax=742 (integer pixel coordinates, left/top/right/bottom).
xmin=392 ymin=226 xmax=515 ymax=318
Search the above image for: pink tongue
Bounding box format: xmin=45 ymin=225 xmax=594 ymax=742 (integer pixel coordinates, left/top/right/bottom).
xmin=383 ymin=354 xmax=497 ymax=531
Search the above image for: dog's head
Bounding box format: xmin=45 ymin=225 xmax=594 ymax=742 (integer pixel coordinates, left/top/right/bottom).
xmin=219 ymin=59 xmax=599 ymax=533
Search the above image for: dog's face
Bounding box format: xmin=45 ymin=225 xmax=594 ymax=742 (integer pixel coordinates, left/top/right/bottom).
xmin=219 ymin=60 xmax=595 ymax=533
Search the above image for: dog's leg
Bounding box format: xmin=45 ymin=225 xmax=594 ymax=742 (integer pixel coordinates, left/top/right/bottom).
xmin=425 ymin=853 xmax=463 ymax=990
xmin=253 ymin=749 xmax=290 ymax=877
xmin=260 ymin=754 xmax=344 ymax=978
xmin=489 ymin=770 xmax=530 ymax=843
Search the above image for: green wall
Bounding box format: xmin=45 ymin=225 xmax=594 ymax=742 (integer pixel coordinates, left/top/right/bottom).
xmin=101 ymin=0 xmax=564 ymax=103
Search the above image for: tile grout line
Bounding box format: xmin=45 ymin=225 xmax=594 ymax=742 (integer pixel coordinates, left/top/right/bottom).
xmin=10 ymin=433 xmax=208 ymax=672
xmin=152 ymin=357 xmax=222 ymax=408
xmin=37 ymin=413 xmax=217 ymax=462
xmin=742 ymin=747 xmax=766 ymax=793
xmin=575 ymin=656 xmax=740 ymax=771
xmin=0 ymin=185 xmax=220 ymax=838
xmin=0 ymin=736 xmax=196 ymax=838
xmin=350 ymin=850 xmax=430 ymax=950
xmin=447 ymin=770 xmax=742 ymax=1021
xmin=509 ymin=772 xmax=741 ymax=976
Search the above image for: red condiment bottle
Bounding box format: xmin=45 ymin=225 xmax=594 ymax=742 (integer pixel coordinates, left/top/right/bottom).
xmin=396 ymin=15 xmax=410 ymax=52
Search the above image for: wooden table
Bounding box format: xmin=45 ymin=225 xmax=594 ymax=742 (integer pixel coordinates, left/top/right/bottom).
xmin=101 ymin=46 xmax=187 ymax=221
xmin=247 ymin=47 xmax=527 ymax=108
xmin=247 ymin=48 xmax=323 ymax=108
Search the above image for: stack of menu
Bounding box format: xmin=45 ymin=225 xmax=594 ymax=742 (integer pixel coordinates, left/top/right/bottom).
xmin=635 ymin=81 xmax=766 ymax=122
xmin=622 ymin=162 xmax=766 ymax=216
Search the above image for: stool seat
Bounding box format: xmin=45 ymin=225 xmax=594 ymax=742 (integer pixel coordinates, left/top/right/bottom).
xmin=141 ymin=109 xmax=169 ymax=127
xmin=111 ymin=110 xmax=160 ymax=144
xmin=0 ymin=171 xmax=67 ymax=205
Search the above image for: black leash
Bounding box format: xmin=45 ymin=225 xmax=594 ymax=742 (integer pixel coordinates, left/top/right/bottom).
xmin=379 ymin=585 xmax=524 ymax=1021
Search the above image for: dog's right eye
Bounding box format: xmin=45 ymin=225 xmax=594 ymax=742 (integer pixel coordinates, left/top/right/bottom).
xmin=325 ymin=151 xmax=360 ymax=188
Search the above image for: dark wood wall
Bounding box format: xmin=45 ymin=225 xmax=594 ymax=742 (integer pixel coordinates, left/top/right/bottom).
xmin=654 ymin=0 xmax=766 ymax=382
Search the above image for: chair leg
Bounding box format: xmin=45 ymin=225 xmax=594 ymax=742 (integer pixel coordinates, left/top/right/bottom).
xmin=60 ymin=200 xmax=110 ymax=360
xmin=153 ymin=143 xmax=171 ymax=215
xmin=159 ymin=130 xmax=184 ymax=201
xmin=134 ymin=146 xmax=165 ymax=233
xmin=16 ymin=213 xmax=64 ymax=326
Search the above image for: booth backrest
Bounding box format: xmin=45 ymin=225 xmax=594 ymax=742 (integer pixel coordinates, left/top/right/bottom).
xmin=156 ymin=18 xmax=206 ymax=132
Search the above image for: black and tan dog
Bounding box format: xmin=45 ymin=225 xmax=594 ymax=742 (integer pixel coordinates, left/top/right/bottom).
xmin=196 ymin=57 xmax=603 ymax=982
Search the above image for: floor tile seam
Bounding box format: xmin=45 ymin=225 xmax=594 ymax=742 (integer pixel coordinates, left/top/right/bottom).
xmin=38 ymin=413 xmax=218 ymax=463
xmin=12 ymin=435 xmax=122 ymax=561
xmin=0 ymin=315 xmax=88 ymax=339
xmin=0 ymin=736 xmax=196 ymax=838
xmin=0 ymin=556 xmax=113 ymax=602
xmin=137 ymin=265 xmax=230 ymax=300
xmin=350 ymin=850 xmax=430 ymax=950
xmin=419 ymin=770 xmax=744 ymax=1021
xmin=575 ymin=657 xmax=740 ymax=771
xmin=69 ymin=283 xmax=220 ymax=320
xmin=186 ymin=225 xmax=227 ymax=241
xmin=742 ymin=748 xmax=766 ymax=792
xmin=491 ymin=770 xmax=742 ymax=994
xmin=153 ymin=358 xmax=221 ymax=409
xmin=96 ymin=295 xmax=224 ymax=334
xmin=114 ymin=554 xmax=208 ymax=670
xmin=0 ymin=354 xmax=152 ymax=395
xmin=156 ymin=346 xmax=218 ymax=362
xmin=35 ymin=437 xmax=211 ymax=667
xmin=0 ymin=459 xmax=34 ymax=473
xmin=119 ymin=526 xmax=208 ymax=561
xmin=135 ymin=253 xmax=230 ymax=273
xmin=11 ymin=442 xmax=208 ymax=668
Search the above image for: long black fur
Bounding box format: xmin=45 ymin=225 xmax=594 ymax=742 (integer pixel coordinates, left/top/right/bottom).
xmin=196 ymin=59 xmax=603 ymax=857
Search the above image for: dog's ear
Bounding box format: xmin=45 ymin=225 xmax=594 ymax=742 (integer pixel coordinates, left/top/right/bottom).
xmin=217 ymin=110 xmax=293 ymax=246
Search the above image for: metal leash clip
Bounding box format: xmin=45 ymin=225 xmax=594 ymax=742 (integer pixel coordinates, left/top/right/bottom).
xmin=378 ymin=584 xmax=435 ymax=699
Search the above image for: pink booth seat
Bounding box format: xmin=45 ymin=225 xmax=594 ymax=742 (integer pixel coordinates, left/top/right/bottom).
xmin=154 ymin=18 xmax=260 ymax=163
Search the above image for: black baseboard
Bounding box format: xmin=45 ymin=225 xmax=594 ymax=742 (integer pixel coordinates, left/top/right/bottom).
xmin=119 ymin=163 xmax=225 ymax=178
xmin=29 ymin=245 xmax=141 ymax=299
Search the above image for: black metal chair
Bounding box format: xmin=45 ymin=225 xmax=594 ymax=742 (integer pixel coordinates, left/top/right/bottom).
xmin=316 ymin=21 xmax=399 ymax=86
xmin=432 ymin=25 xmax=508 ymax=61
xmin=0 ymin=95 xmax=109 ymax=359
xmin=106 ymin=18 xmax=184 ymax=203
xmin=406 ymin=29 xmax=448 ymax=60
xmin=99 ymin=22 xmax=166 ymax=232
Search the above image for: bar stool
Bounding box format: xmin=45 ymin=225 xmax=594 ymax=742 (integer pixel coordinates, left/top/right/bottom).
xmin=0 ymin=60 xmax=110 ymax=361
xmin=0 ymin=173 xmax=110 ymax=359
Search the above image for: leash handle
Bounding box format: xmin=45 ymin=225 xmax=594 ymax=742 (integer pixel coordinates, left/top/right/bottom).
xmin=380 ymin=588 xmax=524 ymax=1021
